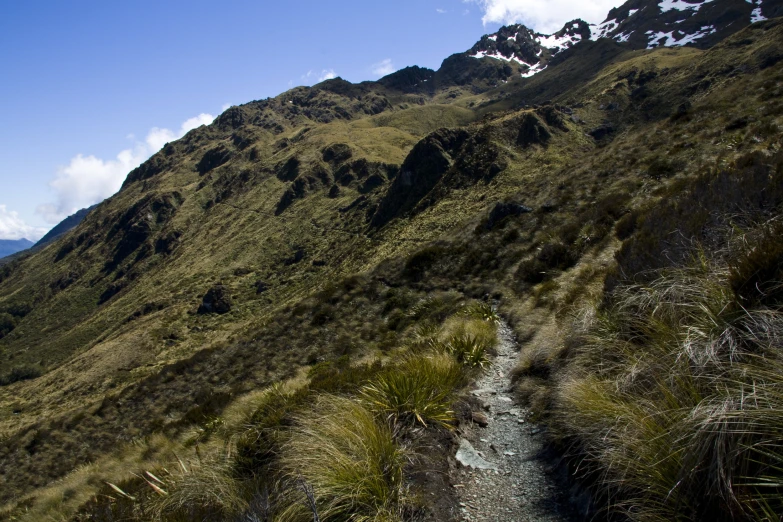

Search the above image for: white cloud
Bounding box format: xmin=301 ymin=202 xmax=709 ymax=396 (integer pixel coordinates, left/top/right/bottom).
xmin=465 ymin=0 xmax=625 ymax=33
xmin=0 ymin=205 xmax=47 ymax=241
xmin=318 ymin=69 xmax=337 ymax=82
xmin=437 ymin=8 xmax=448 ymax=13
xmin=36 ymin=112 xmax=215 ymax=224
xmin=145 ymin=128 xmax=177 ymax=153
xmin=301 ymin=69 xmax=339 ymax=85
xmin=372 ymin=59 xmax=397 ymax=77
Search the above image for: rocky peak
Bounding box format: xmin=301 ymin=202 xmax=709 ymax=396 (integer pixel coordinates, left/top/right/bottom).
xmin=592 ymin=0 xmax=781 ymax=49
xmin=466 ymin=0 xmax=782 ymax=78
xmin=467 ymin=20 xmax=590 ymax=77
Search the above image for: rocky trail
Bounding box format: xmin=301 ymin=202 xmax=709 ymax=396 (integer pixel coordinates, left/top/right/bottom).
xmin=450 ymin=321 xmax=576 ymax=522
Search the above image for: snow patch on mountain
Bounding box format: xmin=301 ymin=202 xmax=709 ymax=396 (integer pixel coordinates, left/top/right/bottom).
xmin=751 ymin=0 xmax=767 ymax=22
xmin=537 ymin=32 xmax=583 ymax=51
xmin=659 ymin=0 xmax=715 ymax=12
xmin=521 ymin=62 xmax=547 ymax=78
xmin=646 ymin=25 xmax=717 ymax=47
xmin=469 ymin=50 xmax=528 ymax=66
xmin=590 ymin=19 xmax=619 ymax=40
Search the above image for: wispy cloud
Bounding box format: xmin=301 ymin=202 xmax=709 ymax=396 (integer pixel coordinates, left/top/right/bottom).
xmin=371 ymin=58 xmax=397 ymax=77
xmin=0 ymin=205 xmax=47 ymax=241
xmin=36 ymin=113 xmax=215 ymax=225
xmin=436 ymin=8 xmax=448 ymax=13
xmin=301 ymin=69 xmax=338 ymax=84
xmin=464 ymin=0 xmax=624 ymax=33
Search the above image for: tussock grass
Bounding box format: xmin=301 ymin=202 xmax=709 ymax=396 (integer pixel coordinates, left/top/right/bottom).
xmin=460 ymin=302 xmax=501 ymax=324
xmin=440 ymin=317 xmax=498 ymax=368
xmin=278 ymin=395 xmax=410 ymax=522
xmin=554 ymin=235 xmax=783 ymax=521
xmin=361 ymin=352 xmax=463 ymax=430
xmin=151 ymin=453 xmax=248 ymax=521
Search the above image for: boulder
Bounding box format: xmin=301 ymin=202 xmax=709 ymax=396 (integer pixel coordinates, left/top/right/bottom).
xmin=471 ymin=411 xmax=490 ymax=427
xmin=198 ymin=285 xmax=232 ymax=314
xmin=486 ymin=202 xmax=532 ymax=230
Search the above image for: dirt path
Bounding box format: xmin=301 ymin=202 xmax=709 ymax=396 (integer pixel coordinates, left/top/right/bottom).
xmin=450 ymin=321 xmax=575 ymax=522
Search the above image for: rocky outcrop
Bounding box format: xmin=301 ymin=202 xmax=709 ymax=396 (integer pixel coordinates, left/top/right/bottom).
xmin=197 ymin=284 xmax=232 ymax=314
xmin=435 ymin=54 xmax=515 ymax=88
xmin=517 ymin=113 xmax=552 ymax=147
xmin=377 ymin=66 xmax=436 ymax=92
xmin=485 ymin=202 xmax=533 ymax=230
xmin=103 ymin=192 xmax=184 ymax=271
xmin=371 ymin=128 xmax=504 ymax=228
xmin=196 ymin=145 xmax=233 ymax=175
xmin=275 ymin=166 xmax=333 ymax=215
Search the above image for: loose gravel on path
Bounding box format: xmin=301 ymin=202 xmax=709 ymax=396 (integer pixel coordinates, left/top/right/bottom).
xmin=450 ymin=321 xmax=575 ymax=522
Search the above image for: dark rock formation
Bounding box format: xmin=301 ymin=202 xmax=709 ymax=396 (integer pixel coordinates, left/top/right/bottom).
xmin=322 ymin=143 xmax=353 ymax=164
xmin=198 ymin=284 xmax=232 ymax=314
xmin=372 ymin=128 xmax=504 ymax=228
xmin=517 ymin=113 xmax=552 ymax=147
xmin=196 ymin=145 xmax=233 ymax=175
xmin=486 ymin=202 xmax=533 ymax=230
xmin=377 ymin=66 xmax=436 ymax=92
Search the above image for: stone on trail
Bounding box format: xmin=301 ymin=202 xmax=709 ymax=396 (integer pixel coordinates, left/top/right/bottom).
xmin=471 ymin=411 xmax=490 ymax=427
xmin=456 ymin=439 xmax=498 ymax=470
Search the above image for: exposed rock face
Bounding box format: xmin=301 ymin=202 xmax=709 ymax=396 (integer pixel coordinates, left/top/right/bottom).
xmin=197 ymin=284 xmax=232 ymax=314
xmin=465 ymin=20 xmax=592 ymax=78
xmin=462 ymin=0 xmax=783 ymax=81
xmin=377 ymin=65 xmax=435 ymax=92
xmin=275 ymin=165 xmax=333 ymax=215
xmin=435 ymin=54 xmax=515 ymax=88
xmin=517 ymin=113 xmax=552 ymax=147
xmin=196 ymin=145 xmax=233 ymax=175
xmin=372 ymin=129 xmax=469 ymax=227
xmin=102 ymin=192 xmax=184 ymax=271
xmin=595 ymin=0 xmax=783 ymax=51
xmin=485 ymin=202 xmax=533 ymax=230
xmin=371 ymin=128 xmax=504 ymax=227
xmin=322 ymin=143 xmax=353 ymax=164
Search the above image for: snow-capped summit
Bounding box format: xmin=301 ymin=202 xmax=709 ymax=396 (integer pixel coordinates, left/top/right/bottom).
xmin=466 ymin=0 xmax=782 ymax=78
xmin=466 ymin=20 xmax=591 ymax=78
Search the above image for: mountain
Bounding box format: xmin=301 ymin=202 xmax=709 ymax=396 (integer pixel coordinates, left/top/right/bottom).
xmin=464 ymin=0 xmax=782 ymax=78
xmin=0 ymin=239 xmax=33 ymax=259
xmin=1 ymin=0 xmax=782 ymax=519
xmin=34 ymin=205 xmax=97 ymax=248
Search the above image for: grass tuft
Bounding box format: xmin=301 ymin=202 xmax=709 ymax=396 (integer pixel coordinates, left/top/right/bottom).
xmin=278 ymin=395 xmax=410 ymax=522
xmin=361 ymin=353 xmax=463 ymax=430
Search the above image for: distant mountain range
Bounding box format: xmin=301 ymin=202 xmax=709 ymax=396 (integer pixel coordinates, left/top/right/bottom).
xmin=0 ymin=205 xmax=96 ymax=262
xmin=0 ymin=238 xmax=33 ymax=259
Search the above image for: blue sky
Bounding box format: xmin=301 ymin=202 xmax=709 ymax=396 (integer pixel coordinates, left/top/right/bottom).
xmin=0 ymin=0 xmax=623 ymax=240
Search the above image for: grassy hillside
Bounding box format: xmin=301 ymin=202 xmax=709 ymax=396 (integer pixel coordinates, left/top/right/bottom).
xmin=0 ymin=16 xmax=781 ymax=521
